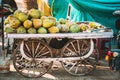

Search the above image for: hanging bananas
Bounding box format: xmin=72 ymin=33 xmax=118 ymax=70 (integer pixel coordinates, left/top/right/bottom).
xmin=37 ymin=0 xmax=51 ymax=16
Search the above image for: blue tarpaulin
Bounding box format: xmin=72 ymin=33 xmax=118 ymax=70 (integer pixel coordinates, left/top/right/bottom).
xmin=48 ymin=0 xmax=68 ymax=20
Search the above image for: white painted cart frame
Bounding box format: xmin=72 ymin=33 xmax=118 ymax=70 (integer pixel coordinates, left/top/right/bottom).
xmin=6 ymin=30 xmax=113 ymax=78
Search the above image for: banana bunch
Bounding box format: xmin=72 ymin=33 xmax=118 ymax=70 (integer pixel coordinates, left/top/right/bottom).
xmin=37 ymin=0 xmax=51 ymax=16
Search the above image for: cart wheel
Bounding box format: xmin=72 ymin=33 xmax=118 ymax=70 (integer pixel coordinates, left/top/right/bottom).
xmin=13 ymin=39 xmax=53 ymax=78
xmin=61 ymin=39 xmax=95 ymax=76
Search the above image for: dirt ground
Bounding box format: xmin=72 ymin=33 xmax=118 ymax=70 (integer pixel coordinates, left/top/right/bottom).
xmin=0 ymin=50 xmax=120 ymax=80
xmin=0 ymin=60 xmax=120 ymax=80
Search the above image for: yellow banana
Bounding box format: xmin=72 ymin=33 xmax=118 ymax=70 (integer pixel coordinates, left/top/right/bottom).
xmin=37 ymin=0 xmax=51 ymax=16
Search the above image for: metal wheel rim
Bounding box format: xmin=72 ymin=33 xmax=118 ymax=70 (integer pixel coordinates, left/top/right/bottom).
xmin=13 ymin=39 xmax=53 ymax=78
xmin=61 ymin=39 xmax=94 ymax=76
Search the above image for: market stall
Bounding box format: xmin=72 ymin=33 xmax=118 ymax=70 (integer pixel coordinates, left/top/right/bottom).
xmin=1 ymin=0 xmax=114 ymax=78
xmin=3 ymin=8 xmax=113 ymax=77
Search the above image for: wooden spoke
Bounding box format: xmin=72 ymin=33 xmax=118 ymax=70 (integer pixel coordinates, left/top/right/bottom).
xmin=35 ymin=46 xmax=46 ymax=58
xmin=65 ymin=47 xmax=77 ymax=56
xmin=37 ymin=51 xmax=50 ymax=58
xmin=70 ymin=42 xmax=77 ymax=52
xmin=24 ymin=43 xmax=32 ymax=57
xmin=32 ymin=41 xmax=35 ymax=58
xmin=77 ymin=40 xmax=80 ymax=55
xmin=68 ymin=62 xmax=77 ymax=72
xmin=34 ymin=42 xmax=41 ymax=56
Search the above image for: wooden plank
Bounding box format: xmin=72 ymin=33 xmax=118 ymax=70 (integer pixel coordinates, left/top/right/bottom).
xmin=7 ymin=31 xmax=113 ymax=39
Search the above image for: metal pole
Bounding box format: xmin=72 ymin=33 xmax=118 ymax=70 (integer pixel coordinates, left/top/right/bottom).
xmin=1 ymin=0 xmax=4 ymax=50
xmin=66 ymin=4 xmax=71 ymax=20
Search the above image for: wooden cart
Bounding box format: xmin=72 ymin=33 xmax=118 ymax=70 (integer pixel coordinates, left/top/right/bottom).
xmin=4 ymin=28 xmax=113 ymax=78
